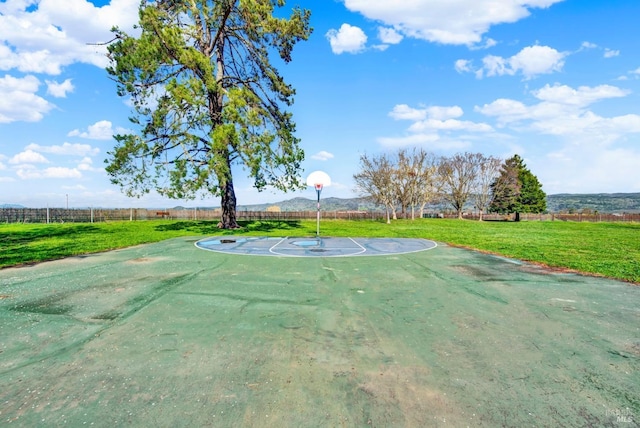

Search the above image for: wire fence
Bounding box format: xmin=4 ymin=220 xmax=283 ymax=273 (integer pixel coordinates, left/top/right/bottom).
xmin=0 ymin=208 xmax=386 ymax=224
xmin=460 ymin=213 xmax=640 ymax=222
xmin=0 ymin=208 xmax=638 ymax=224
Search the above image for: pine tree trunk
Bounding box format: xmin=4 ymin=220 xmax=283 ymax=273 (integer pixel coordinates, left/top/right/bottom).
xmin=219 ymin=178 xmax=240 ymax=229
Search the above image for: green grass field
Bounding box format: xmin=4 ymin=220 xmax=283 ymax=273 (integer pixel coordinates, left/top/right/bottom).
xmin=1 ymin=218 xmax=638 ymax=283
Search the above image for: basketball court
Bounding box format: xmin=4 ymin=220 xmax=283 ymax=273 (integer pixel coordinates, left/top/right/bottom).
xmin=1 ymin=236 xmax=638 ymax=426
xmin=195 ymin=236 xmax=437 ymax=257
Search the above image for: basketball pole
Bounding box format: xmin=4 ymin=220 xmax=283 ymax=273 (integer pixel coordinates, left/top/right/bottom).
xmin=306 ymin=171 xmax=330 ymax=239
xmin=315 ymin=184 xmax=323 ymax=237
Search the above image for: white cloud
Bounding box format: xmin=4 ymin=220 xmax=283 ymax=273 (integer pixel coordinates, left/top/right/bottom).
xmin=476 ymin=83 xmax=640 ymax=138
xmin=342 ymin=0 xmax=564 ymax=46
xmin=603 ymin=48 xmax=620 ymax=58
xmin=372 ymin=44 xmax=389 ymax=52
xmin=0 ymin=74 xmax=53 ymax=123
xmin=389 ymin=104 xmax=428 ymax=121
xmin=620 ymin=67 xmax=640 ymax=80
xmin=311 ymin=151 xmax=335 ymax=161
xmin=542 ymin=146 xmax=640 ymax=194
xmin=579 ymin=42 xmax=620 ymax=60
xmin=0 ymin=0 xmax=140 ymax=123
xmin=46 ymin=78 xmax=74 ymax=97
xmin=483 ymin=45 xmax=566 ymax=79
xmin=426 ymin=106 xmax=464 ymax=121
xmin=474 ymin=98 xmax=530 ymax=126
xmin=68 ymin=120 xmax=119 ymax=140
xmin=326 ymin=23 xmax=368 ymax=54
xmin=77 ymin=157 xmax=99 ymax=171
xmin=468 ymin=38 xmax=498 ymax=51
xmin=9 ymin=149 xmax=49 ymax=164
xmin=532 ymin=84 xmax=628 ymax=107
xmin=455 ymin=59 xmax=473 ymax=73
xmin=17 ymin=166 xmax=82 ymax=179
xmin=378 ymin=27 xmax=403 ymax=45
xmin=389 ymin=104 xmax=464 ymax=121
xmin=510 ymin=45 xmax=566 ymax=78
xmin=62 ymin=184 xmax=88 ymax=190
xmin=25 ymin=142 xmax=100 ymax=156
xmin=408 ymin=119 xmax=493 ymax=133
xmin=0 ymin=0 xmax=140 ymax=75
xmin=458 ymin=45 xmax=567 ymax=79
xmin=382 ymin=104 xmax=492 ymax=148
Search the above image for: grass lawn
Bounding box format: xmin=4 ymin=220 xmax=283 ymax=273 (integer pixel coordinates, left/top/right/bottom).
xmin=1 ymin=218 xmax=638 ymax=283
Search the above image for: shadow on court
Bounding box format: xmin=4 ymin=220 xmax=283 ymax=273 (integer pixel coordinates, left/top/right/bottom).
xmin=0 ymin=237 xmax=638 ymax=426
xmin=153 ymin=220 xmax=305 ymax=235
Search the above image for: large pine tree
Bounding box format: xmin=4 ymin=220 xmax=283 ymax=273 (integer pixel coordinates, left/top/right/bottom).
xmin=105 ymin=0 xmax=311 ymax=228
xmin=490 ymin=154 xmax=546 ymax=218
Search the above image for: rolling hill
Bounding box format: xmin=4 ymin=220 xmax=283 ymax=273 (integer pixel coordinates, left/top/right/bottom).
xmin=238 ymin=193 xmax=640 ymax=213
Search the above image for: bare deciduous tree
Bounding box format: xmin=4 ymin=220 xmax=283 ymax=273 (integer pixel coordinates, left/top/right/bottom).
xmin=353 ymin=152 xmax=397 ymax=224
xmin=438 ymin=152 xmax=482 ymax=219
xmin=356 ymin=149 xmax=506 ymax=221
xmin=416 ymin=151 xmax=440 ymax=219
xmin=473 ymin=155 xmax=503 ymax=221
xmin=394 ymin=149 xmax=415 ymax=219
xmin=395 ymin=148 xmax=439 ymax=220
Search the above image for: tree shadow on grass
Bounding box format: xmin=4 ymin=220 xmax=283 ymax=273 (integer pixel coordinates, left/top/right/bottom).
xmin=238 ymin=220 xmax=303 ymax=233
xmin=154 ymin=221 xmax=222 ymax=234
xmin=0 ymin=224 xmax=102 ymax=247
xmin=0 ymin=224 xmax=104 ymax=268
xmin=154 ymin=220 xmax=304 ymax=235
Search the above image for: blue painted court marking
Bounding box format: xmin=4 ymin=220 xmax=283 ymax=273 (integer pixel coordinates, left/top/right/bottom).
xmin=195 ymin=236 xmax=437 ymax=257
xmin=291 ymin=240 xmax=321 ymax=247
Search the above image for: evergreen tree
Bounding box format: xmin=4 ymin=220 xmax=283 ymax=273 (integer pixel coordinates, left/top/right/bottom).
xmin=105 ymin=0 xmax=311 ymax=228
xmin=490 ymin=154 xmax=546 ymax=218
xmin=518 ymin=167 xmax=547 ymax=213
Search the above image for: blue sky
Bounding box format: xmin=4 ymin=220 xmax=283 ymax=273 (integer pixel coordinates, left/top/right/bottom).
xmin=1 ymin=0 xmax=640 ymax=208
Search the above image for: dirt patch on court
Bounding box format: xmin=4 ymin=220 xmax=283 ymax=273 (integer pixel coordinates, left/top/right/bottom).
xmin=357 ymin=365 xmax=454 ymax=426
xmin=125 ymin=256 xmax=167 ymax=264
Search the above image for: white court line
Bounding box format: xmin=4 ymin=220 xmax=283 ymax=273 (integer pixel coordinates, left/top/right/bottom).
xmin=268 ymin=237 xmax=290 ymax=256
xmin=267 ymin=236 xmax=365 ymax=257
xmin=347 ymin=237 xmax=367 ymax=256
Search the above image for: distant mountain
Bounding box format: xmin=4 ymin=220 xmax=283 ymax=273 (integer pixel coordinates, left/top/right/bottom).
xmin=3 ymin=193 xmax=639 ymax=213
xmin=237 ymin=193 xmax=640 ymax=213
xmin=238 ymin=197 xmax=383 ymax=212
xmin=546 ymin=193 xmax=640 ymax=213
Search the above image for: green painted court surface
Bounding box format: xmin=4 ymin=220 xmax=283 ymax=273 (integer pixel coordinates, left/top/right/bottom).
xmin=0 ymin=237 xmax=638 ymax=426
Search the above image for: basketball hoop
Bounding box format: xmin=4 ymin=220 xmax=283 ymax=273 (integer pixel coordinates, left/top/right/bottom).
xmin=306 ymin=171 xmax=331 ymax=237
xmin=306 ymin=171 xmax=331 ymax=189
